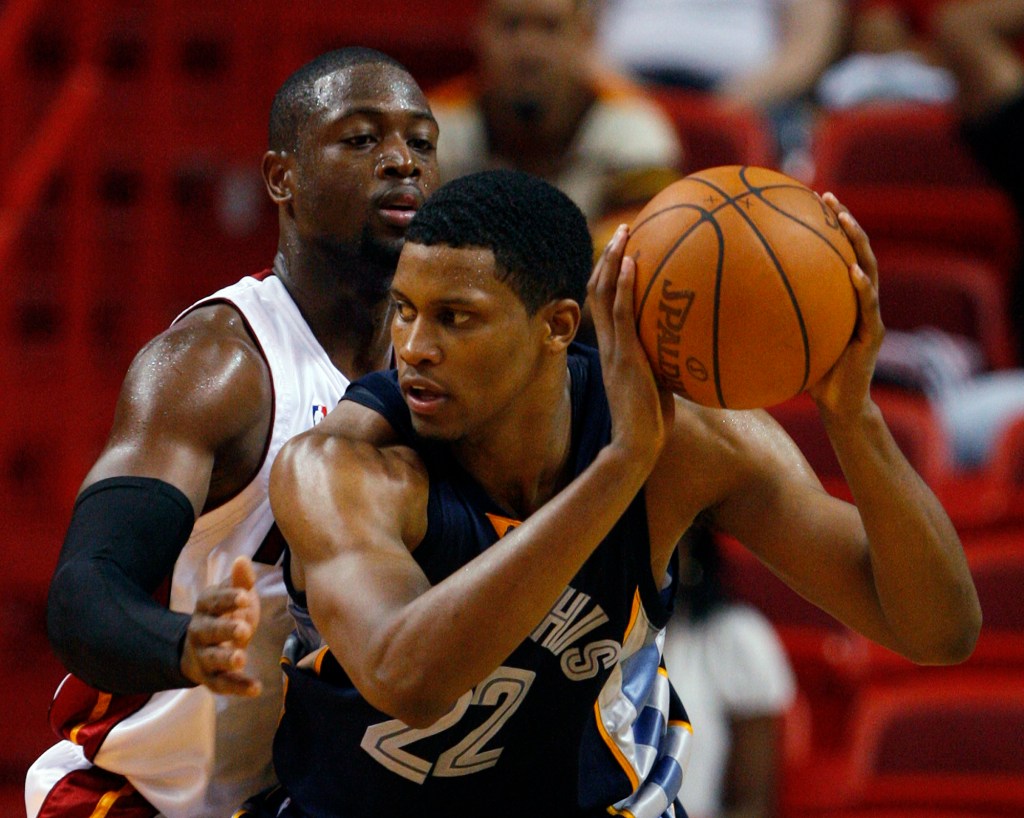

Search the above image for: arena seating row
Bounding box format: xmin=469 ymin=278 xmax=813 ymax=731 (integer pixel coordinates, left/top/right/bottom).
xmin=781 ymin=671 xmax=1024 ymax=817
xmin=720 ymin=521 xmax=1024 ymax=817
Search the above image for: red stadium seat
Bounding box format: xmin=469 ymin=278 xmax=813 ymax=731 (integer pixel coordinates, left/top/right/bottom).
xmin=960 ymin=539 xmax=1024 ymax=669
xmin=810 ymin=103 xmax=1021 ymax=283
xmin=873 ymin=246 xmax=1018 ymax=370
xmin=784 ymin=673 xmax=1024 ymax=816
xmin=649 ymin=87 xmax=778 ymax=173
xmin=847 ymin=674 xmax=1024 ymax=814
xmin=719 ymin=536 xmax=872 ymax=753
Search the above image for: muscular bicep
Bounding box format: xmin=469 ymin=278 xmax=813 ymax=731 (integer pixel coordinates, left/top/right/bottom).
xmin=83 ymin=308 xmax=273 ymax=515
xmin=270 ymin=433 xmax=431 ymax=681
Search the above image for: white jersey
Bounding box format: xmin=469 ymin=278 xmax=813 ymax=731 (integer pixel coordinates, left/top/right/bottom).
xmin=26 ymin=269 xmax=350 ymax=818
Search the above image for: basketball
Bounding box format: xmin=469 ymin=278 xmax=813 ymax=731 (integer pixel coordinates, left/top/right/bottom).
xmin=628 ymin=165 xmax=858 ymax=409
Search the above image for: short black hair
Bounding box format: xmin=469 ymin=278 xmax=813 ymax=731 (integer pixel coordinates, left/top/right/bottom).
xmin=268 ymin=47 xmax=411 ymax=152
xmin=405 ymin=170 xmax=593 ymax=313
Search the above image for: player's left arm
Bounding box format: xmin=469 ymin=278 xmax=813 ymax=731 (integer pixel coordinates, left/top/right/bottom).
xmin=705 ymin=197 xmax=981 ymax=664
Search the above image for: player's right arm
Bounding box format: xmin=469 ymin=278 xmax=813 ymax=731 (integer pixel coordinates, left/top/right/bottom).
xmin=271 ymin=416 xmax=657 ymax=729
xmin=46 ymin=305 xmax=271 ymax=696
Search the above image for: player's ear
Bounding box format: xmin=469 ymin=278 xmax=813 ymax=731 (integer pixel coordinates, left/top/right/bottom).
xmin=542 ymin=298 xmax=581 ymax=352
xmin=262 ymin=150 xmax=294 ymax=205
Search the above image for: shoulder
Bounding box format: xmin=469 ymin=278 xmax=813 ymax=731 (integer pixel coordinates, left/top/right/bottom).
xmin=277 ymin=428 xmax=424 ymax=494
xmin=654 ymin=398 xmax=818 ymax=506
xmin=271 ymin=426 xmax=429 ymax=554
xmin=80 ymin=302 xmax=274 ymax=501
xmin=133 ymin=304 xmax=270 ymax=408
xmin=117 ymin=303 xmax=271 ymax=434
xmin=274 ymin=383 xmax=424 ymax=506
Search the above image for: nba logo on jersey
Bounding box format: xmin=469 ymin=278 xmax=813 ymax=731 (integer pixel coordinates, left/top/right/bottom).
xmin=311 ymin=404 xmax=328 ymax=426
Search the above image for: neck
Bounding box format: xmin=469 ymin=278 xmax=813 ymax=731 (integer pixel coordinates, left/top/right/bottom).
xmin=274 ymin=248 xmax=394 ymax=380
xmin=455 ymin=362 xmax=574 ymax=520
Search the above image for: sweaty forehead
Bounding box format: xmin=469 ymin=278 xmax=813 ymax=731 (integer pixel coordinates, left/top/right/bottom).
xmin=394 ymin=243 xmax=504 ymax=298
xmin=311 ymin=63 xmax=429 ymax=117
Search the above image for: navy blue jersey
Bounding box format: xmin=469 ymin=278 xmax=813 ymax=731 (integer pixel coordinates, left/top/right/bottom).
xmin=274 ymin=345 xmax=691 ymax=818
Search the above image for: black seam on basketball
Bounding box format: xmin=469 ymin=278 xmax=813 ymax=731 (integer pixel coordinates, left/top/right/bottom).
xmin=633 ymin=203 xmax=713 ymax=320
xmin=710 ymin=217 xmax=727 ymax=408
xmin=691 ymin=172 xmax=852 ymax=268
xmin=735 ymin=176 xmax=853 ymax=267
xmin=631 ymin=202 xmax=726 ymax=405
xmin=688 ymin=169 xmax=811 ymax=392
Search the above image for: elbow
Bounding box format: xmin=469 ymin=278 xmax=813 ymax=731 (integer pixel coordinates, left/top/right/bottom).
xmin=45 ymin=569 xmax=78 ymax=663
xmin=906 ymin=601 xmax=983 ymax=667
xmin=939 ymin=605 xmax=983 ymax=666
xmin=361 ymin=663 xmax=462 ymax=729
xmin=356 ymin=631 xmax=464 ymax=728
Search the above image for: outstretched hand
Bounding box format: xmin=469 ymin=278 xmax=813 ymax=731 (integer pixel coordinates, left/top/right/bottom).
xmin=808 ymin=193 xmax=885 ymax=418
xmin=180 ymin=556 xmax=262 ymax=697
xmin=587 ymin=224 xmax=675 ymax=470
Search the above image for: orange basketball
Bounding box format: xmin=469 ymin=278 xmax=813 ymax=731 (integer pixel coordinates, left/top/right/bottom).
xmin=628 ymin=165 xmax=858 ymax=409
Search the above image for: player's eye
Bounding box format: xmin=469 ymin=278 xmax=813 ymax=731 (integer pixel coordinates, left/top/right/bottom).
xmin=392 ymin=299 xmax=416 ymax=322
xmin=440 ymin=309 xmax=471 ymax=327
xmin=344 ymin=134 xmax=377 ymax=148
xmin=408 ymin=136 xmax=435 ymax=153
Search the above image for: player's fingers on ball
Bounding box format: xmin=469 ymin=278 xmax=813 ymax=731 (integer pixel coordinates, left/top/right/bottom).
xmin=588 ymin=228 xmax=626 ymax=323
xmin=838 ymin=211 xmax=879 ymax=282
xmin=612 ymin=253 xmax=637 ymax=326
xmin=852 ymin=264 xmax=883 ymax=334
xmin=601 ymin=225 xmax=628 ymax=277
xmin=821 ymin=191 xmax=846 ymax=214
xmin=588 ymin=225 xmax=622 ymax=291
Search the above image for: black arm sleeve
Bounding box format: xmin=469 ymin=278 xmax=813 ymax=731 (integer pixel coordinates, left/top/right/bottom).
xmin=46 ymin=476 xmax=197 ymax=694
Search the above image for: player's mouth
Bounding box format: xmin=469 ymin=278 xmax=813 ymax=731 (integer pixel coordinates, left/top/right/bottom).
xmin=401 ymin=376 xmax=448 ymax=415
xmin=378 ymin=189 xmax=423 ymax=229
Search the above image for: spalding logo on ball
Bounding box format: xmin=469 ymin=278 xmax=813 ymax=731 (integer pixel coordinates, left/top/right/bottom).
xmin=628 ymin=165 xmax=858 ymax=410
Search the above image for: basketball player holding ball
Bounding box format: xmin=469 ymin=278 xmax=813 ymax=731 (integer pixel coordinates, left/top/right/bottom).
xmin=253 ymin=169 xmax=980 ymax=818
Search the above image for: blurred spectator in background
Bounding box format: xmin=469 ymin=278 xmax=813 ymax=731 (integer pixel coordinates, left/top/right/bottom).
xmin=932 ymin=0 xmax=1024 ymax=363
xmin=816 ymin=0 xmax=959 ymax=110
xmin=596 ymin=0 xmax=848 ymax=176
xmin=428 ymin=0 xmax=683 ymax=225
xmin=664 ymin=522 xmax=796 ymax=818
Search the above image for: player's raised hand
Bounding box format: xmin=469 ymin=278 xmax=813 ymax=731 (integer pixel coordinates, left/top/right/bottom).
xmin=180 ymin=556 xmax=262 ymax=697
xmin=587 ymin=224 xmax=675 ymax=469
xmin=808 ymin=193 xmax=885 ymax=418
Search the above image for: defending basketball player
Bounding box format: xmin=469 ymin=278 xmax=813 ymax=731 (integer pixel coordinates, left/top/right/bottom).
xmin=27 ymin=48 xmax=439 ymax=818
xmin=263 ymin=169 xmax=980 ymax=817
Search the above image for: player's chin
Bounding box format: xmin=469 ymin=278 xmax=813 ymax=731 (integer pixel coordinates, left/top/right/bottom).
xmin=408 ymin=413 xmax=461 ymax=443
xmin=360 ymin=230 xmax=404 ymax=271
